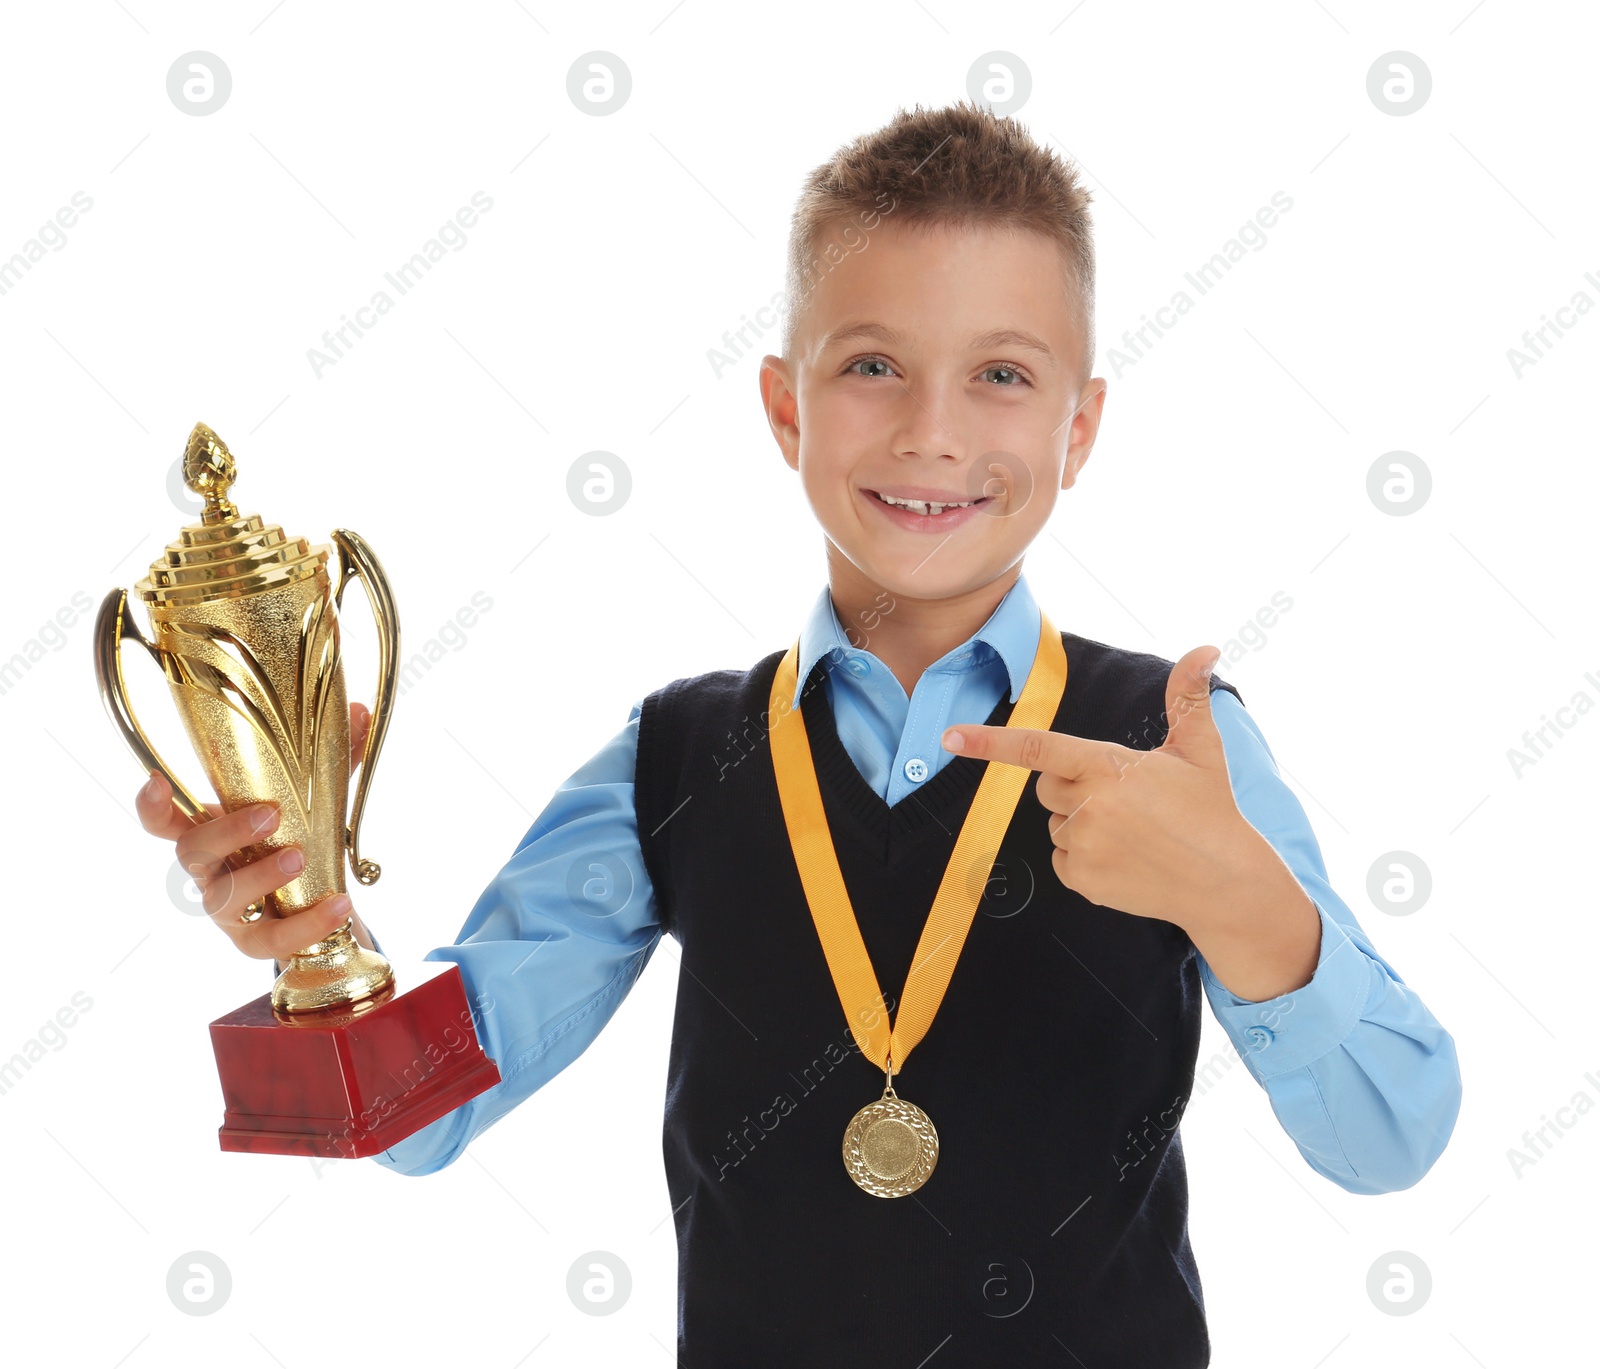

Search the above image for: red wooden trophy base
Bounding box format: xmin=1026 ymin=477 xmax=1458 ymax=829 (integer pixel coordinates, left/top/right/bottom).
xmin=208 ymin=962 xmax=501 ymax=1159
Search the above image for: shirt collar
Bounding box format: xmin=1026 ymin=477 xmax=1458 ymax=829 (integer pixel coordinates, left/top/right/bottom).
xmin=790 ymin=571 xmax=1043 ymax=709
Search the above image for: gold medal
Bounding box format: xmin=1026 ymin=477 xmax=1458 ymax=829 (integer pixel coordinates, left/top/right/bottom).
xmin=842 ymin=1058 xmax=939 ymax=1197
xmin=769 ymin=606 xmax=1068 ymax=1198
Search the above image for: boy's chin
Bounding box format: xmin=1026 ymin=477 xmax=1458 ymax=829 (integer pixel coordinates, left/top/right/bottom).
xmin=845 ymin=547 xmax=1008 ymax=601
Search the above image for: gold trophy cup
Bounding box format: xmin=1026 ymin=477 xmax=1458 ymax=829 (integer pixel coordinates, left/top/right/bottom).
xmin=93 ymin=422 xmax=500 ymax=1156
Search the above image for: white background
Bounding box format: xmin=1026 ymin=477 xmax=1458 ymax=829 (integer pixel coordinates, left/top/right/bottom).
xmin=1 ymin=2 xmax=1595 ymax=1365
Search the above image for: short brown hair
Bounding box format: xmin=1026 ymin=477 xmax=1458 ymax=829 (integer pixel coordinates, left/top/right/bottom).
xmin=782 ymin=100 xmax=1096 ymax=380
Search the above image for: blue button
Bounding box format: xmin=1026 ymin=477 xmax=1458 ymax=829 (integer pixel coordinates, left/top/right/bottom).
xmin=903 ymin=757 xmax=929 ymax=783
xmin=845 ymin=655 xmax=871 ymax=677
xmin=1244 ymin=1025 xmax=1274 ymax=1051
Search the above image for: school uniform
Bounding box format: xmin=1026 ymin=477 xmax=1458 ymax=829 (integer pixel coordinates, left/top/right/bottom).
xmin=376 ymin=571 xmax=1461 ymax=1365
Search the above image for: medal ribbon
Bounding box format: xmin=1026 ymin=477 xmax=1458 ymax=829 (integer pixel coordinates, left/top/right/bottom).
xmin=769 ymin=609 xmax=1067 ymax=1078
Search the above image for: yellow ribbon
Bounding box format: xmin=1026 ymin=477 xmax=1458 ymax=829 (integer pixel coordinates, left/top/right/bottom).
xmin=769 ymin=610 xmax=1067 ymax=1077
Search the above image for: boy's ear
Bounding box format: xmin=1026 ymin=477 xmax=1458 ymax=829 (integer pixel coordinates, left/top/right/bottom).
xmin=1062 ymin=442 xmax=1094 ymax=490
xmin=759 ymin=354 xmax=801 ymax=472
xmin=1060 ymin=378 xmax=1108 ymax=491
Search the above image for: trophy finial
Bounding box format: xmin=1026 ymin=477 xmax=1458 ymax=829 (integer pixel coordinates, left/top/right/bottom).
xmin=183 ymin=421 xmax=239 ymax=522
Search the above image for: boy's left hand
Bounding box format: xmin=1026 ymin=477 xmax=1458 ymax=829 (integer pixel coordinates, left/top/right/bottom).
xmin=941 ymin=646 xmax=1315 ymax=960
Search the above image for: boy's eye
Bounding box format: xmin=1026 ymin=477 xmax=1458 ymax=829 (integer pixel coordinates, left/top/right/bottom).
xmin=842 ymin=356 xmax=1031 ymax=385
xmin=980 ymin=365 xmax=1029 ymax=387
xmin=846 ymin=355 xmax=897 ymax=378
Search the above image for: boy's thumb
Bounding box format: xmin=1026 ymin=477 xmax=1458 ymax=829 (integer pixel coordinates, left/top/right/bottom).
xmin=1161 ymin=646 xmax=1223 ymax=762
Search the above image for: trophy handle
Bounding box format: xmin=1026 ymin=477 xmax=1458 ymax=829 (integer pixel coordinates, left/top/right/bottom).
xmin=329 ymin=528 xmax=399 ymax=887
xmin=92 ymin=587 xmax=210 ymax=822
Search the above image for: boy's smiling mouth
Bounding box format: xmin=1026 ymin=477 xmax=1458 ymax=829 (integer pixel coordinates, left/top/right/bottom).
xmin=861 ymin=485 xmax=994 ymax=530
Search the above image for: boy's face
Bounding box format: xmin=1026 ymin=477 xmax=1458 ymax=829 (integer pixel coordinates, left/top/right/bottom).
xmin=760 ymin=220 xmax=1106 ymax=606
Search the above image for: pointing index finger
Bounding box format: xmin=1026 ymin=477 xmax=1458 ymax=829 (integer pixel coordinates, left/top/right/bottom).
xmin=940 ymin=724 xmax=1100 ymax=778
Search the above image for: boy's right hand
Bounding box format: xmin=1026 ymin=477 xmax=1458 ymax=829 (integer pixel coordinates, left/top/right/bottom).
xmin=134 ymin=701 xmax=371 ymax=962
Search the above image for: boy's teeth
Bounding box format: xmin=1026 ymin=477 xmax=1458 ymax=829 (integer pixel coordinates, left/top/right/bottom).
xmin=876 ymin=492 xmax=976 ymax=516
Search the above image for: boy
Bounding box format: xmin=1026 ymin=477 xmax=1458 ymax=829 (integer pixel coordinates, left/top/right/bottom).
xmin=135 ymin=103 xmax=1461 ymax=1364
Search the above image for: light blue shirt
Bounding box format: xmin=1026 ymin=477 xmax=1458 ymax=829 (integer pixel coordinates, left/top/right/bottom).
xmin=375 ymin=572 xmax=1461 ymax=1194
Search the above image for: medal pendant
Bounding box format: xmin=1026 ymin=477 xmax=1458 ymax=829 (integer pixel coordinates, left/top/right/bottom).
xmin=842 ymin=1075 xmax=939 ymax=1198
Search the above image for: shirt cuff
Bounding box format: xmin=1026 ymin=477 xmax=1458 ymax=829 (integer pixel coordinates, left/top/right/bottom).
xmin=373 ymin=1113 xmax=458 ymax=1176
xmin=1199 ymin=899 xmax=1378 ymax=1081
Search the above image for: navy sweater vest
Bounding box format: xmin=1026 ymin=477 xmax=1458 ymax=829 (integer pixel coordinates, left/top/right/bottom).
xmin=634 ymin=631 xmax=1244 ymax=1366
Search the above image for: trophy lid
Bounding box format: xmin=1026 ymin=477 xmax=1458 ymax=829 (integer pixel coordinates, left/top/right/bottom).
xmin=135 ymin=422 xmax=328 ymax=607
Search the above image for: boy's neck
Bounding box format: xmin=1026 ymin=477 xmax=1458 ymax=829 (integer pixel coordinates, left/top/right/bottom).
xmin=825 ymin=550 xmax=1023 ymax=699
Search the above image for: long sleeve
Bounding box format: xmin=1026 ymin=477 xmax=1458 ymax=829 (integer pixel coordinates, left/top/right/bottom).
xmin=1199 ymin=690 xmax=1462 ymax=1194
xmin=372 ymin=699 xmax=662 ymax=1177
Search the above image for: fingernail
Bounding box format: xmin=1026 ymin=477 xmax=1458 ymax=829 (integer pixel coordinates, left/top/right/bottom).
xmin=277 ymin=848 xmax=305 ymax=875
xmin=942 ymin=728 xmax=965 ymax=752
xmin=326 ymin=894 xmax=352 ymax=918
xmin=250 ymin=805 xmax=279 ymax=835
xmin=141 ymin=773 xmax=162 ymax=802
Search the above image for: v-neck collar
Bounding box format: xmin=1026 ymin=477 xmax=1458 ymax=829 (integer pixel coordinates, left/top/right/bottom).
xmin=793 ymin=656 xmax=1017 ymax=853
